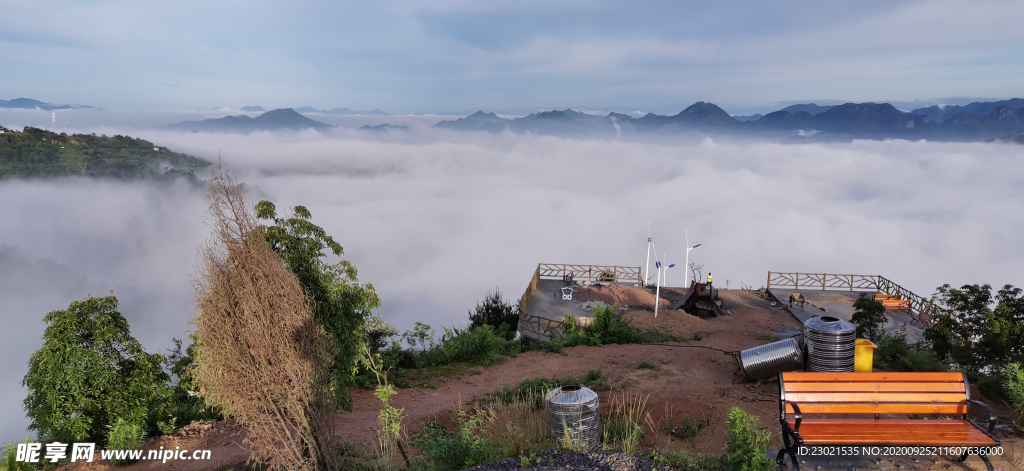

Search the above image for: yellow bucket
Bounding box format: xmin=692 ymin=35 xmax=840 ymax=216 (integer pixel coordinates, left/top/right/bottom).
xmin=854 ymin=339 xmax=878 ymax=372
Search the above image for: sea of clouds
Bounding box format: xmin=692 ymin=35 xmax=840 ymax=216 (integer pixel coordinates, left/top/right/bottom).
xmin=2 ymin=122 xmax=1023 ymax=443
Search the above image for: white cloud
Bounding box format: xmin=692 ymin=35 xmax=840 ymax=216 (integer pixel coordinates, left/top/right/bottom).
xmin=2 ymin=129 xmax=1023 ymax=443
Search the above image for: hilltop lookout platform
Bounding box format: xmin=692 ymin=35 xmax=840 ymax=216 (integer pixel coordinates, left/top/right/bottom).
xmin=517 ymin=263 xmax=642 ymax=342
xmin=764 ymin=272 xmax=931 ymax=344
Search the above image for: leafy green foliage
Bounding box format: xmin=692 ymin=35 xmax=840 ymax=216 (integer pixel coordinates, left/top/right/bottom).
xmin=874 ymin=329 xmax=948 ymax=373
xmin=22 ymin=296 xmax=169 ymax=445
xmin=1004 ymin=363 xmax=1024 ymax=429
xmin=256 ymin=200 xmax=381 ymax=412
xmin=162 ymin=335 xmax=221 ymax=429
xmin=637 ymin=360 xmax=655 ymax=370
xmin=107 ymin=419 xmax=145 ymax=466
xmin=0 ymin=127 xmax=209 ymax=179
xmin=725 ymin=407 xmax=773 ymax=471
xmin=467 ymin=289 xmax=519 ymax=341
xmin=1 ymin=439 xmax=38 ymax=471
xmin=402 ymin=322 xmax=436 ymax=354
xmin=433 ymin=326 xmax=519 ymax=367
xmin=413 ymin=410 xmax=494 ymax=471
xmin=924 ymin=283 xmax=1024 ymax=373
xmin=851 ymin=293 xmax=887 ymax=341
xmin=365 ymin=313 xmax=399 ymax=354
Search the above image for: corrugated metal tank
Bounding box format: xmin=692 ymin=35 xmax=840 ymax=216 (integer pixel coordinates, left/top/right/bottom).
xmin=545 ymin=385 xmax=601 ymax=451
xmin=803 ymin=316 xmax=856 ymax=372
xmin=739 ymin=337 xmax=804 ymax=381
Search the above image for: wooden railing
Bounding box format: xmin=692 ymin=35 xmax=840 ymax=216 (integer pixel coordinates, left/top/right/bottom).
xmin=537 ymin=264 xmax=642 ymax=284
xmin=766 ymin=271 xmax=933 ymax=323
xmin=518 ymin=313 xmax=566 ymax=342
xmin=518 ymin=265 xmax=541 ymax=317
xmin=766 ymin=272 xmax=880 ymax=291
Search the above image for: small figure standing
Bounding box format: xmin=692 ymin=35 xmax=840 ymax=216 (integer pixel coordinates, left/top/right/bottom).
xmin=707 ymin=273 xmax=713 ymax=286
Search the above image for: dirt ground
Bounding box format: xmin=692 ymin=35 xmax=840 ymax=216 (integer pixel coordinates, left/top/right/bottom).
xmin=63 ymin=290 xmax=1023 ymax=471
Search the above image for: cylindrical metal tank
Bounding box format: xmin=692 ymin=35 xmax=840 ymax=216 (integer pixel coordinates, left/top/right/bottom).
xmin=545 ymin=385 xmax=601 ymax=451
xmin=739 ymin=337 xmax=804 ymax=381
xmin=803 ymin=316 xmax=856 ymax=372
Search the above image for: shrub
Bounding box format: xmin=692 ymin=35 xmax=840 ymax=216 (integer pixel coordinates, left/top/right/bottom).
xmin=1 ymin=439 xmax=36 ymax=471
xmin=1005 ymin=362 xmax=1024 ymax=428
xmin=192 ymin=165 xmax=338 ymax=471
xmin=489 ymin=370 xmax=607 ymax=410
xmin=725 ymin=407 xmax=773 ymax=471
xmin=414 ymin=408 xmax=495 ymax=471
xmin=257 ymin=199 xmax=381 ymax=412
xmin=851 ymin=293 xmax=887 ymax=341
xmin=162 ymin=336 xmax=220 ymax=432
xmin=434 ymin=325 xmax=518 ymax=367
xmin=22 ymin=296 xmax=169 ymax=445
xmin=366 ymin=313 xmax=399 ymax=354
xmin=468 ymin=289 xmax=520 ymax=341
xmin=874 ymin=331 xmax=948 ymax=373
xmin=107 ymin=419 xmax=145 ymax=466
xmin=637 ymin=360 xmax=655 ymax=370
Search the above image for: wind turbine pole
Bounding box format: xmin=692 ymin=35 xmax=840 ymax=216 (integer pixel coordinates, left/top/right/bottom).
xmin=654 ymin=260 xmax=662 ymax=318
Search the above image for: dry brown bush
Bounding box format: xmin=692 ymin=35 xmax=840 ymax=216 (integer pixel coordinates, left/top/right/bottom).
xmin=191 ymin=163 xmax=337 ymax=471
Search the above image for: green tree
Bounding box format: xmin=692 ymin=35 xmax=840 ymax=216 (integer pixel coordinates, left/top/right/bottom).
xmin=256 ymin=201 xmax=381 ymax=411
xmin=924 ymin=284 xmax=1024 ymax=373
xmin=467 ymin=289 xmax=520 ymax=340
xmin=851 ymin=293 xmax=887 ymax=341
xmin=22 ymin=296 xmax=169 ymax=445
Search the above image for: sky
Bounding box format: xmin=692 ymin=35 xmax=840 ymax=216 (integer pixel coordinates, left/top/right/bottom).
xmin=2 ymin=0 xmax=1024 ymax=114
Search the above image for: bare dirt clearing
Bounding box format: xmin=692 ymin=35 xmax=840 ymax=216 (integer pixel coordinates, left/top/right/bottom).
xmin=66 ymin=290 xmax=1022 ymax=471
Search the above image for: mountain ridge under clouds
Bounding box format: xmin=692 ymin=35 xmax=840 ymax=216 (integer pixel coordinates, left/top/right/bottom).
xmin=436 ymin=99 xmax=1024 ymax=142
xmin=0 ymin=98 xmax=92 ymax=111
xmin=163 ymin=108 xmax=334 ymax=133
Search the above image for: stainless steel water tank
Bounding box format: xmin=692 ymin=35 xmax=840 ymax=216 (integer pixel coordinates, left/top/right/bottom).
xmin=545 ymin=385 xmax=601 ymax=451
xmin=803 ymin=316 xmax=856 ymax=372
xmin=739 ymin=337 xmax=804 ymax=381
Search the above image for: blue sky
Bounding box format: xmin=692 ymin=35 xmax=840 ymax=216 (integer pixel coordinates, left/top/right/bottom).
xmin=2 ymin=0 xmax=1023 ymax=114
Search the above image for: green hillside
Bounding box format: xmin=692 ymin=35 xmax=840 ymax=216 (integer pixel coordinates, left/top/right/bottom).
xmin=0 ymin=127 xmax=210 ymax=179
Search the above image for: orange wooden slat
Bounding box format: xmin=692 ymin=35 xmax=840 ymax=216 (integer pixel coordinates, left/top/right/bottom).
xmin=800 ymin=435 xmax=997 ymax=446
xmin=784 ymin=382 xmax=965 ymax=393
xmin=785 ymin=403 xmax=967 ymax=415
xmin=787 ymin=392 xmax=967 ymax=403
xmin=782 ymin=372 xmax=964 ymax=383
xmin=785 ymin=419 xmax=975 ymax=427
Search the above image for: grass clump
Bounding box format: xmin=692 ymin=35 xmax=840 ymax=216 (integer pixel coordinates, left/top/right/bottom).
xmin=601 ymin=390 xmax=653 ymax=455
xmin=487 ymin=370 xmax=607 ymax=410
xmin=650 ymin=450 xmax=724 ymax=471
xmin=670 ymin=412 xmax=713 ymax=440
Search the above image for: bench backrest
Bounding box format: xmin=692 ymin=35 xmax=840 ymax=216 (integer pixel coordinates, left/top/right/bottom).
xmin=779 ymin=372 xmax=970 ymax=416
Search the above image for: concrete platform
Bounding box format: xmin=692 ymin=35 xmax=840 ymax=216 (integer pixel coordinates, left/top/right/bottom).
xmin=767 ymin=288 xmax=925 ymax=344
xmin=523 ymin=279 xmax=599 ymax=321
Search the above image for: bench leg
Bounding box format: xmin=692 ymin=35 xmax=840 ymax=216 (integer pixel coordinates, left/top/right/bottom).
xmin=979 ymin=453 xmax=995 ymax=471
xmin=776 ymin=432 xmax=800 ymax=470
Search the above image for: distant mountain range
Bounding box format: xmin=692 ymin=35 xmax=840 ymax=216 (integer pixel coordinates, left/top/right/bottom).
xmin=360 ymin=124 xmax=409 ymax=132
xmin=293 ymin=106 xmax=389 ymax=116
xmin=0 ymin=98 xmax=91 ymax=111
xmin=437 ymin=99 xmax=1024 ymax=142
xmin=164 ymin=108 xmax=333 ymax=133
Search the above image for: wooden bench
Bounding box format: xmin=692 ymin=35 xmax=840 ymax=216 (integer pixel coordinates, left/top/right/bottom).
xmin=875 ymin=293 xmax=911 ymax=310
xmin=777 ymin=372 xmax=1000 ymax=470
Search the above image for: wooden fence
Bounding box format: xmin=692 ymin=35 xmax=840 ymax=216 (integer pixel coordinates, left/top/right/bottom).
xmin=766 ymin=271 xmax=933 ymax=322
xmin=537 ymin=264 xmax=642 ymax=284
